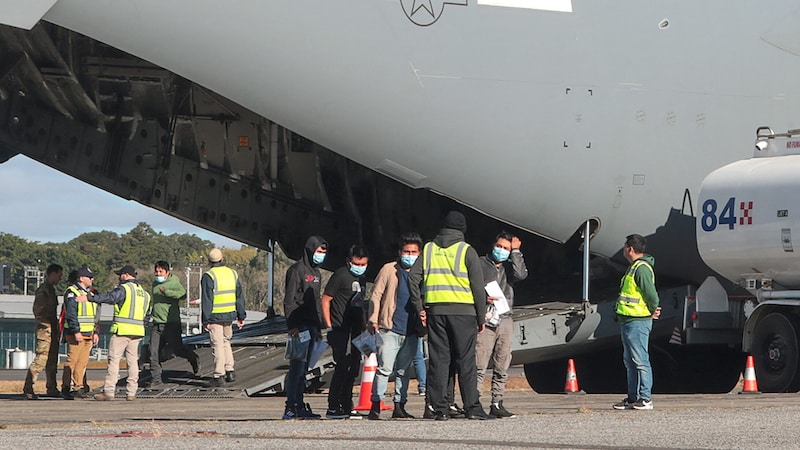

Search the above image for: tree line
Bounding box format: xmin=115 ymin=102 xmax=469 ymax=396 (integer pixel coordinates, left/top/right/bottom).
xmin=0 ymin=222 xmax=305 ymax=315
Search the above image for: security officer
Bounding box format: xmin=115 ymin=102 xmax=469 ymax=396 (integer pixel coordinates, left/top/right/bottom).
xmin=202 ymin=248 xmax=246 ymax=387
xmin=61 ymin=266 xmax=98 ymax=400
xmin=23 ymin=264 xmax=63 ymax=400
xmin=80 ymin=265 xmax=151 ymax=401
xmin=408 ymin=211 xmax=494 ymax=420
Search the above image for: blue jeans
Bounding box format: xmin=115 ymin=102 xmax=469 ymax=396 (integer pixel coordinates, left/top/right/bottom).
xmin=371 ymin=330 xmax=418 ymax=403
xmin=414 ymin=338 xmax=427 ymax=391
xmin=285 ymin=326 xmax=315 ymax=408
xmin=620 ymin=319 xmax=653 ymax=401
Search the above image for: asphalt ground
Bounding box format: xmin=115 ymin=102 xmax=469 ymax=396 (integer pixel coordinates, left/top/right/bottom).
xmin=1 ymin=390 xmax=799 ymax=449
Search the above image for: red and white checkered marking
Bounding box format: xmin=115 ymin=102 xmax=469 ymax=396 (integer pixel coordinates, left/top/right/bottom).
xmin=740 ymin=201 xmax=753 ymax=225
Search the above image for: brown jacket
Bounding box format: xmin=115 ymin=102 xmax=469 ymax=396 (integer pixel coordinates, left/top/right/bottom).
xmin=368 ymin=261 xmax=403 ymax=330
xmin=33 ymin=281 xmax=59 ymax=325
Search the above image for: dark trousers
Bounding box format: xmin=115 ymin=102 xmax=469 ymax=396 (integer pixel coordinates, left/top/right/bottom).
xmin=427 ymin=314 xmax=481 ymax=414
xmin=327 ymin=327 xmax=361 ymax=411
xmin=149 ymin=322 xmax=199 ymax=380
xmin=285 ymin=326 xmax=316 ymax=408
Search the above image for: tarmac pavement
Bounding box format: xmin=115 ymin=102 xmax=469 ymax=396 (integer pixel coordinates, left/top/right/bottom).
xmin=1 ymin=390 xmax=799 ymax=448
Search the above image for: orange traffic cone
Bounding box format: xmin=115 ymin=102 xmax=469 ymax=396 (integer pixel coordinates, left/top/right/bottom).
xmin=353 ymin=353 xmax=393 ymax=410
xmin=739 ymin=354 xmax=761 ymax=394
xmin=563 ymin=358 xmax=585 ymax=394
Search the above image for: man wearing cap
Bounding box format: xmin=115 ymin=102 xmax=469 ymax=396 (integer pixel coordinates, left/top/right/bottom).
xmin=408 ymin=211 xmax=494 ymax=420
xmin=23 ymin=264 xmax=63 ymax=400
xmin=202 ymin=248 xmax=246 ymax=387
xmin=61 ymin=266 xmax=99 ymax=400
xmin=80 ymin=265 xmax=151 ymax=401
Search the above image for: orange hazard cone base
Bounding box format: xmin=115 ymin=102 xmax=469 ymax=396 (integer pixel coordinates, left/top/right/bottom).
xmin=563 ymin=358 xmax=585 ymax=395
xmin=353 ymin=353 xmax=394 ymax=410
xmin=739 ymin=354 xmax=761 ymax=394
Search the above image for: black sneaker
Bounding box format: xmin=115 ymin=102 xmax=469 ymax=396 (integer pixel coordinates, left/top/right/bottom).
xmin=434 ymin=411 xmax=449 ymax=421
xmin=448 ymin=403 xmax=466 ymax=418
xmin=296 ymin=403 xmax=322 ymax=419
xmin=207 ymin=377 xmax=225 ymax=388
xmin=465 ymin=409 xmax=496 ymax=420
xmin=282 ymin=407 xmax=298 ymax=420
xmin=423 ymin=404 xmax=435 ymax=420
xmin=225 ymin=370 xmax=236 ymax=383
xmin=325 ymin=408 xmax=349 ymax=419
xmin=191 ymin=359 xmax=201 ymax=377
xmin=490 ymin=401 xmax=516 ymax=418
xmin=633 ymin=399 xmax=653 ymax=410
xmin=613 ymin=398 xmax=634 ymax=410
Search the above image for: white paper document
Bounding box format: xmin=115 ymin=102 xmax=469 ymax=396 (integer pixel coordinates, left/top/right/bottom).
xmin=485 ymin=281 xmax=510 ymax=315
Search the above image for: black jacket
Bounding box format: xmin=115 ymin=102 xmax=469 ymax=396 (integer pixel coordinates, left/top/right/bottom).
xmin=283 ymin=235 xmax=328 ymax=330
xmin=409 ymin=228 xmax=487 ymax=325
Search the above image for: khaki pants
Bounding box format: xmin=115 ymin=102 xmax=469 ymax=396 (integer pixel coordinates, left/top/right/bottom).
xmin=61 ymin=335 xmax=93 ymax=393
xmin=476 ymin=318 xmax=513 ymax=404
xmin=24 ymin=321 xmax=59 ymax=394
xmin=104 ymin=334 xmax=141 ymax=397
xmin=208 ymin=322 xmax=234 ymax=378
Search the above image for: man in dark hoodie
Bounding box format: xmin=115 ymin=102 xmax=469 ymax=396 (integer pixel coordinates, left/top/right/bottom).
xmin=409 ymin=211 xmax=494 ymax=420
xmin=282 ymin=235 xmax=327 ymax=420
xmin=612 ymin=234 xmax=660 ymax=411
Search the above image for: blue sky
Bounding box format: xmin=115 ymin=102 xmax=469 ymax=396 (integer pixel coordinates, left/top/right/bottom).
xmin=0 ymin=156 xmax=244 ymax=248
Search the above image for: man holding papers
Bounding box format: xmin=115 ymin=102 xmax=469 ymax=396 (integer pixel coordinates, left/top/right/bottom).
xmin=478 ymin=231 xmax=528 ymax=418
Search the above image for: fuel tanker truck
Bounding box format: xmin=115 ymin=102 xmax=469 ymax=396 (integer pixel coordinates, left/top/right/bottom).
xmin=513 ymin=126 xmax=800 ymax=394
xmin=697 ymin=126 xmax=800 ymax=393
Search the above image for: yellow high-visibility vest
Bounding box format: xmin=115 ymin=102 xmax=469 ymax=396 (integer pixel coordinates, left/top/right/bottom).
xmin=615 ymin=260 xmax=655 ymax=317
xmin=66 ymin=285 xmax=96 ymax=334
xmin=111 ymin=282 xmax=150 ymax=336
xmin=422 ymin=241 xmax=473 ymax=304
xmin=207 ymin=266 xmax=238 ymax=314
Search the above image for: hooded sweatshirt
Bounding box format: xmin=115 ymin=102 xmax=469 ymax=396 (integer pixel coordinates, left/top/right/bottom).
xmin=283 ymin=235 xmax=328 ymax=330
xmin=408 ymin=228 xmax=487 ymax=324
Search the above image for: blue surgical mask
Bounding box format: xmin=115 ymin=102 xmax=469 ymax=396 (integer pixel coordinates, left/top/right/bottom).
xmin=312 ymin=252 xmax=326 ymax=265
xmin=154 ymin=276 xmax=166 ymax=283
xmin=400 ymin=255 xmax=418 ymax=268
xmin=349 ymin=264 xmax=367 ymax=277
xmin=492 ymin=247 xmax=510 ymax=263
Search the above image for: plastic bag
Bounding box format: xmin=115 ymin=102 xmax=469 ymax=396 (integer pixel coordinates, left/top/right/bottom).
xmin=351 ymin=329 xmax=383 ymax=356
xmin=284 ymin=330 xmax=311 ymax=361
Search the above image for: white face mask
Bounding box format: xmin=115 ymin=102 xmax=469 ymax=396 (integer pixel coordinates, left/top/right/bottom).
xmin=154 ymin=276 xmax=167 ymax=283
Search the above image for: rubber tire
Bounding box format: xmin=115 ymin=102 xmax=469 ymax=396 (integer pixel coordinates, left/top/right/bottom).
xmin=524 ymin=359 xmax=566 ymax=394
xmin=751 ymin=312 xmax=800 ymax=393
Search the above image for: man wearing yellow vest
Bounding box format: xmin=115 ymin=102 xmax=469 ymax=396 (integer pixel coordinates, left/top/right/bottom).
xmin=613 ymin=234 xmax=661 ymax=411
xmin=61 ymin=266 xmax=98 ymax=400
xmin=409 ymin=211 xmax=494 ymax=420
xmin=202 ymin=248 xmax=246 ymax=387
xmin=81 ymin=265 xmax=151 ymax=401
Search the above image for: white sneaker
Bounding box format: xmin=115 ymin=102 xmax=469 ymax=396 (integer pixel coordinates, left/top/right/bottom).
xmin=633 ymin=399 xmax=653 ymax=410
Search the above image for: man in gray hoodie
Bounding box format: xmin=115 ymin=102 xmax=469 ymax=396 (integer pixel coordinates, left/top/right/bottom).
xmin=409 ymin=211 xmax=494 ymax=420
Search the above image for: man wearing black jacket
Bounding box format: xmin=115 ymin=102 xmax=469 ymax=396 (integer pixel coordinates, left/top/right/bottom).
xmin=409 ymin=211 xmax=494 ymax=420
xmin=282 ymin=235 xmax=327 ymax=420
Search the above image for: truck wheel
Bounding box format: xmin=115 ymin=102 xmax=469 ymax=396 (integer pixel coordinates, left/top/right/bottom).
xmin=752 ymin=312 xmax=800 ymax=393
xmin=523 ymin=360 xmax=565 ymax=394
